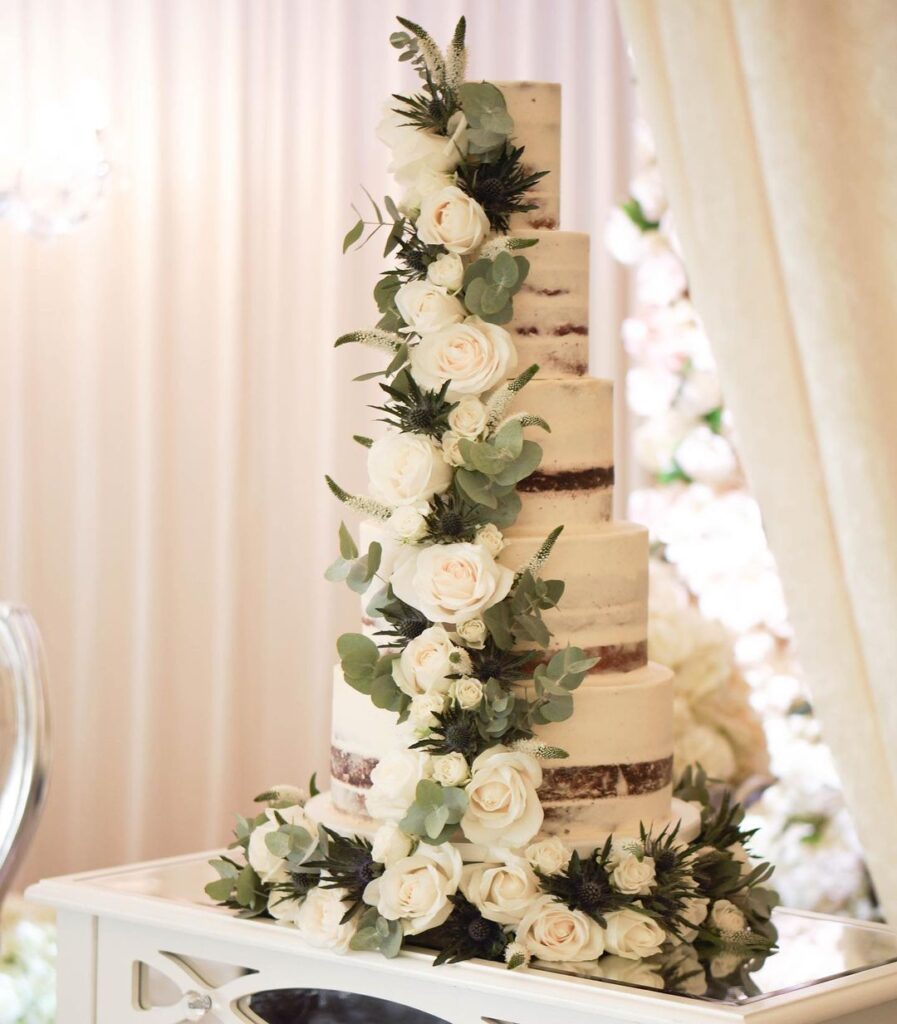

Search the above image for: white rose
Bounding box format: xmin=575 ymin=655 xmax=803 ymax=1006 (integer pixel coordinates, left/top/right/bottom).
xmin=392 ymin=541 xmax=514 ymax=623
xmin=674 ymin=724 xmax=737 ymax=783
xmin=475 ymin=523 xmax=505 ymax=557
xmin=610 ymin=854 xmax=657 ymax=895
xmin=427 ymin=252 xmax=465 ymax=293
xmin=247 ymin=805 xmax=317 ymax=884
xmin=665 ymin=944 xmax=708 ymax=994
xmin=675 ymin=426 xmax=738 ymax=485
xmin=516 ymin=894 xmax=605 ymax=962
xmin=411 ymin=316 xmax=517 ymax=396
xmin=417 ymin=185 xmax=489 ymax=254
xmin=267 ymin=889 xmax=304 ymax=925
xmin=395 ymin=279 xmax=466 ymax=336
xmin=649 ymin=612 xmax=698 ymax=668
xmin=447 ymin=395 xmax=488 ymax=438
xmin=431 ymin=752 xmax=470 ymax=787
xmin=633 ymin=411 xmax=690 ymax=475
xmin=456 ymin=618 xmax=487 ymax=650
xmin=677 ymin=368 xmax=723 ymax=418
xmin=371 ymin=822 xmax=414 ymax=866
xmin=604 ymin=206 xmax=645 ymax=266
xmin=453 ymin=676 xmax=484 ymax=708
xmin=368 ymin=433 xmax=452 ymax=506
xmin=441 ymin=430 xmax=466 ymax=467
xmin=296 ymin=886 xmax=357 ymax=953
xmin=366 ymin=749 xmax=432 ymax=821
xmin=709 ymin=899 xmax=747 ymax=935
xmin=392 ymin=625 xmax=471 ymax=696
xmin=376 ymin=105 xmax=466 ymax=186
xmin=388 ymin=502 xmax=430 ymax=543
xmin=409 ymin=692 xmax=447 ymax=730
xmin=727 ymin=842 xmax=754 ymax=879
xmin=400 ymin=168 xmax=456 ymax=216
xmin=710 ymin=951 xmax=744 ymax=978
xmin=461 ymin=746 xmax=543 ymax=848
xmin=630 ymin=165 xmax=667 ymax=221
xmin=597 ymin=955 xmax=664 ymax=990
xmin=604 ymin=908 xmax=667 ymax=960
xmin=363 ymin=843 xmax=463 ymax=935
xmin=678 ymin=895 xmax=710 ymax=942
xmin=462 ymin=853 xmax=540 ymax=925
xmin=524 ymin=836 xmax=571 ymax=876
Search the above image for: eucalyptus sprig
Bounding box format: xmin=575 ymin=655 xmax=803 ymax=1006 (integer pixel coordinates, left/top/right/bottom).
xmin=324 ymin=522 xmax=382 ymax=594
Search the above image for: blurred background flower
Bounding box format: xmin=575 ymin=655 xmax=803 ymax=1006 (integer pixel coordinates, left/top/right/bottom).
xmin=608 ymin=120 xmax=877 ymax=919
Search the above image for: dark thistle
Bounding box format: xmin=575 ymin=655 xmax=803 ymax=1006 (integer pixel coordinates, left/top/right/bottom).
xmin=423 ymin=893 xmax=507 ymax=966
xmin=374 ymin=374 xmax=457 ymax=438
xmin=469 ymin=638 xmax=533 ymax=686
xmin=304 ymin=828 xmax=383 ymax=924
xmin=373 ymin=589 xmax=431 ymax=647
xmin=457 ymin=145 xmax=549 ymax=233
xmin=411 ymin=705 xmax=482 ymax=761
xmin=536 ymin=847 xmax=624 ymax=927
xmin=424 ymin=492 xmax=483 ymax=543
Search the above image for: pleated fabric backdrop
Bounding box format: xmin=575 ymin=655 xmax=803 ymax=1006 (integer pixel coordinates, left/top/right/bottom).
xmin=0 ymin=0 xmax=633 ymax=885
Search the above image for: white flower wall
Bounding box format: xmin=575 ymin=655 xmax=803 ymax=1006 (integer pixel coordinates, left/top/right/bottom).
xmin=608 ymin=122 xmax=875 ymax=918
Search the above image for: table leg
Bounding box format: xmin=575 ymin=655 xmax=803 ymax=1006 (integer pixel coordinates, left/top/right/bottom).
xmin=55 ymin=910 xmax=97 ymax=1024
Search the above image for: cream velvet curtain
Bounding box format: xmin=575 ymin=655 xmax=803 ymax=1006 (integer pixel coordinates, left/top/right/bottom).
xmin=0 ymin=0 xmax=632 ymax=885
xmin=616 ymin=1 xmax=897 ymax=920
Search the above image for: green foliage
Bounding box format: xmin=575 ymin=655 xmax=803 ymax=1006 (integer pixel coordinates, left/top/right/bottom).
xmin=703 ymin=406 xmax=724 ymax=433
xmin=350 ymin=907 xmax=405 ymax=958
xmin=325 ymin=523 xmax=382 ymax=594
xmin=532 ymin=646 xmax=599 ymax=725
xmin=400 ymin=779 xmax=468 ymax=844
xmin=461 ymin=251 xmax=531 ymax=324
xmin=622 ymin=196 xmax=661 ymax=232
xmin=374 ymin=373 xmax=457 ymax=438
xmin=457 ymin=82 xmax=514 ymax=158
xmin=458 ymin=419 xmax=543 ymax=489
xmin=482 ymin=569 xmax=563 ymax=652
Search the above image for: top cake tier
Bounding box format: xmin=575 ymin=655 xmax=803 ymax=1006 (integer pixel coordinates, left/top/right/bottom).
xmin=494 ymin=82 xmax=561 ymax=230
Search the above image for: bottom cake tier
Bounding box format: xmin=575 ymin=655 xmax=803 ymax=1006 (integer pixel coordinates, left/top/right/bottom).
xmin=327 ymin=660 xmax=675 ymax=846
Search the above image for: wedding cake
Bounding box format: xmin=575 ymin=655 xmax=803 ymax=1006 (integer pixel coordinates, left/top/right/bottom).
xmin=208 ymin=16 xmax=777 ymax=972
xmin=311 ymin=78 xmax=683 ymax=849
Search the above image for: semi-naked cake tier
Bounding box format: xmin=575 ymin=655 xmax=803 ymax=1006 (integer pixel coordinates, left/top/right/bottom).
xmin=314 ymin=79 xmax=683 ymax=851
xmin=506 ymin=230 xmax=590 ymax=377
xmin=495 ymin=82 xmax=560 ymax=230
xmin=507 ymin=376 xmax=614 ymax=532
xmin=328 ymin=659 xmax=673 ymax=842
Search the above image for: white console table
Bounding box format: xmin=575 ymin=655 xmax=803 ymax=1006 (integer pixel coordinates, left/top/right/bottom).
xmin=27 ymin=850 xmax=897 ymax=1024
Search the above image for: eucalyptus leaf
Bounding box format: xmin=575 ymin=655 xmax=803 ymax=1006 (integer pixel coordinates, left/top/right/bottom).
xmin=204 ymin=877 xmax=236 ymax=902
xmin=480 ymin=282 xmax=509 ymax=315
xmin=493 ymin=440 xmax=543 ymax=486
xmin=338 ymin=521 xmax=358 ymax=560
xmin=342 ymin=217 xmax=364 ymax=253
xmin=455 ymin=469 xmax=499 ymax=508
xmin=492 ymin=250 xmax=519 ymax=289
xmin=324 ymin=557 xmax=351 ymax=583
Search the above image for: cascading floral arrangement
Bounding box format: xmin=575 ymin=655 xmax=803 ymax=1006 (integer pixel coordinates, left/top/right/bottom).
xmin=207 ymin=16 xmax=778 ymax=975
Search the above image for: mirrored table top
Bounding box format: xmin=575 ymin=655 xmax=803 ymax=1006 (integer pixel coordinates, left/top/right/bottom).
xmin=31 ymin=851 xmax=897 ymax=1008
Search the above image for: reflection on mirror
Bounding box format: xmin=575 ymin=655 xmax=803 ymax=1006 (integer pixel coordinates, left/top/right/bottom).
xmin=246 ymin=990 xmax=452 ymax=1024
